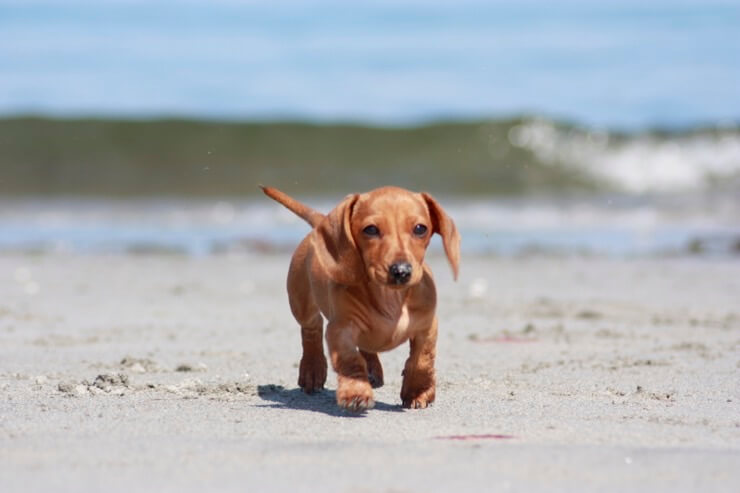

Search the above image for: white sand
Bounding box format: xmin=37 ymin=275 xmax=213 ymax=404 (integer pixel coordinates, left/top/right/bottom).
xmin=1 ymin=253 xmax=739 ymax=492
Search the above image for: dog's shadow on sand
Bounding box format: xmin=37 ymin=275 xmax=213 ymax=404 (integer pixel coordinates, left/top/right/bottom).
xmin=256 ymin=384 xmax=403 ymax=417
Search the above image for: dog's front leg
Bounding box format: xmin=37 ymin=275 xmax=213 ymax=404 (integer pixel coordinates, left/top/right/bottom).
xmin=401 ymin=316 xmax=437 ymax=409
xmin=326 ymin=321 xmax=374 ymax=411
xmin=298 ymin=314 xmax=327 ymax=394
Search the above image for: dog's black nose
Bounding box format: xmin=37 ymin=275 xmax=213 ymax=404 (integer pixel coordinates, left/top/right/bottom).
xmin=389 ymin=262 xmax=412 ymax=284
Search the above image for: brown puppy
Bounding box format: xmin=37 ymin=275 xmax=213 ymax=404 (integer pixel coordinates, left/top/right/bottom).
xmin=262 ymin=185 xmax=460 ymax=411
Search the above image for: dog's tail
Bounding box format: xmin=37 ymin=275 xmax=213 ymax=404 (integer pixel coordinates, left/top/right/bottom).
xmin=260 ymin=185 xmax=325 ymax=227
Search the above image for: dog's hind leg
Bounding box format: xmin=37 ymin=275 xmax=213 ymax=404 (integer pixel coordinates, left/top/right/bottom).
xmin=360 ymin=350 xmax=384 ymax=388
xmin=287 ymin=248 xmax=327 ymax=394
xmin=296 ymin=311 xmax=326 ymax=393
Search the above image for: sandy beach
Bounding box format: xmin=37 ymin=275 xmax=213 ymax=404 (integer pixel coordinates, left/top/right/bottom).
xmin=1 ymin=252 xmax=739 ymax=492
xmin=3 ymin=1 xmax=740 ymax=491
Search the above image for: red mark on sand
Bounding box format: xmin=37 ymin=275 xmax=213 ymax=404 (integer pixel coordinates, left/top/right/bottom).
xmin=436 ymin=434 xmax=516 ymax=441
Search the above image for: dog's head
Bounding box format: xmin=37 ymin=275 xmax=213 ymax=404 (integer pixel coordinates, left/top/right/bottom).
xmin=314 ymin=186 xmax=460 ymax=287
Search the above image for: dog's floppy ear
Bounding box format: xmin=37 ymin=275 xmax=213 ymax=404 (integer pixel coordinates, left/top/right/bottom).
xmin=422 ymin=193 xmax=460 ymax=280
xmin=312 ymin=193 xmax=365 ymax=285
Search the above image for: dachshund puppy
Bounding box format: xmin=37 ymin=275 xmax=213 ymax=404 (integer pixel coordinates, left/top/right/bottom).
xmin=261 ymin=186 xmax=460 ymax=411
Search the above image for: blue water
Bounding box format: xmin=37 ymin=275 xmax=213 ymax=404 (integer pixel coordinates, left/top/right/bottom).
xmin=1 ymin=0 xmax=739 ymax=128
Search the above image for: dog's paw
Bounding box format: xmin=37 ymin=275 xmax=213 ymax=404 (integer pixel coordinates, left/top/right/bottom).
xmin=401 ymin=388 xmax=435 ymax=409
xmin=336 ymin=377 xmax=375 ymax=412
xmin=401 ymin=374 xmax=435 ymax=409
xmin=298 ymin=355 xmax=327 ymax=394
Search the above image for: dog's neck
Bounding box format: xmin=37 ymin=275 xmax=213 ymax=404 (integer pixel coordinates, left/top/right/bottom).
xmin=365 ymin=282 xmax=411 ymax=320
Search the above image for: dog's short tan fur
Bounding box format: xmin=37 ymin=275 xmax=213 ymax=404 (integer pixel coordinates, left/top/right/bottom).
xmin=262 ymin=185 xmax=460 ymax=411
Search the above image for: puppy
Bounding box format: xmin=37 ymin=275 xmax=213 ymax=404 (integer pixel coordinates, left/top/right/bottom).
xmin=262 ymin=186 xmax=460 ymax=411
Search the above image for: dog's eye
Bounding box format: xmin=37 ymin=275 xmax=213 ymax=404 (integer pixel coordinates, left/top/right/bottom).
xmin=413 ymin=224 xmax=428 ymax=236
xmin=363 ymin=225 xmax=380 ymax=237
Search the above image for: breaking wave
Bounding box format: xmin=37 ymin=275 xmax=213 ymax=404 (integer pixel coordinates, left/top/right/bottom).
xmin=507 ymin=119 xmax=740 ymax=193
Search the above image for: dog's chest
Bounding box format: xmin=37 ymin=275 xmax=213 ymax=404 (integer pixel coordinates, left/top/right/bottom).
xmin=360 ymin=304 xmax=414 ymax=352
xmin=392 ymin=304 xmax=411 ymax=340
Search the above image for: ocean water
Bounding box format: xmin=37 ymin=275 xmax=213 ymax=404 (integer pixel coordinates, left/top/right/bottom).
xmin=1 ymin=193 xmax=738 ymax=257
xmin=1 ymin=0 xmax=739 ymax=128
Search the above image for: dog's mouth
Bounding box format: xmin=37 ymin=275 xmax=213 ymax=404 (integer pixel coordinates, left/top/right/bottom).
xmin=385 ymin=280 xmax=409 ymax=289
